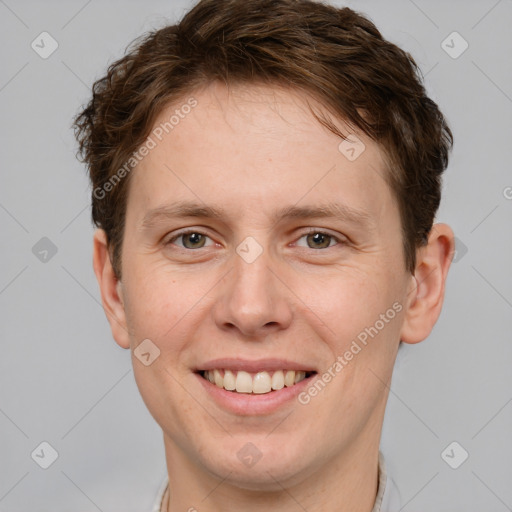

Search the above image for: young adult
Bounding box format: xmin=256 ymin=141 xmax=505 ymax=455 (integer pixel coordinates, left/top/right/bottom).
xmin=73 ymin=1 xmax=454 ymax=510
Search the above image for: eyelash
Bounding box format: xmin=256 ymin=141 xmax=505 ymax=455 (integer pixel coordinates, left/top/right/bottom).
xmin=164 ymin=228 xmax=346 ymax=250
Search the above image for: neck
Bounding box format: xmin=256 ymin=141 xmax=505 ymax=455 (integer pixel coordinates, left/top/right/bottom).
xmin=162 ymin=423 xmax=382 ymax=512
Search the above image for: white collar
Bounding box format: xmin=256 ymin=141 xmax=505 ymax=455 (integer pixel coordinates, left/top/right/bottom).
xmin=373 ymin=451 xmax=403 ymax=511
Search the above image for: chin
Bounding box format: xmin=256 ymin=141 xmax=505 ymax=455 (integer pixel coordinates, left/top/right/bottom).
xmin=199 ymin=438 xmax=318 ymax=491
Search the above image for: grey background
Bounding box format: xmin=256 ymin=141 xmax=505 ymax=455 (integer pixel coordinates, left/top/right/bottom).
xmin=1 ymin=0 xmax=511 ymax=510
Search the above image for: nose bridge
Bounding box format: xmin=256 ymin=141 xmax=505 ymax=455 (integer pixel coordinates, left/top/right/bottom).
xmin=212 ymin=240 xmax=292 ymax=336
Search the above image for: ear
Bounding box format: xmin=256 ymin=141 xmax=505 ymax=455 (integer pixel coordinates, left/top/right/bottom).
xmin=92 ymin=229 xmax=131 ymax=349
xmin=400 ymin=223 xmax=455 ymax=344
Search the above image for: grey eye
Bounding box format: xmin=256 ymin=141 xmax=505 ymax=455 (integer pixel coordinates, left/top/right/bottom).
xmin=180 ymin=232 xmax=207 ymax=249
xmin=302 ymin=232 xmax=336 ymax=249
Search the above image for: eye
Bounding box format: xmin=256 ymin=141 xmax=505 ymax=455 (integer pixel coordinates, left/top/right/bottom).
xmin=295 ymin=230 xmax=344 ymax=250
xmin=165 ymin=230 xmax=214 ymax=249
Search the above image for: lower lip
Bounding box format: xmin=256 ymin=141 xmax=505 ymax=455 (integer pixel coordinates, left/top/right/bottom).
xmin=195 ymin=373 xmax=316 ymax=415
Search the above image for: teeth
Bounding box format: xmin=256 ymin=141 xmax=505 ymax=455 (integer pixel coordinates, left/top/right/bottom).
xmin=235 ymin=371 xmax=253 ymax=393
xmin=253 ymin=371 xmax=271 ymax=394
xmin=214 ymin=369 xmax=223 ymax=388
xmin=271 ymin=370 xmax=285 ymax=390
xmin=284 ymin=370 xmax=295 ymax=387
xmin=203 ymin=369 xmax=310 ymax=394
xmin=294 ymin=371 xmax=306 ymax=384
xmin=223 ymin=370 xmax=236 ymax=390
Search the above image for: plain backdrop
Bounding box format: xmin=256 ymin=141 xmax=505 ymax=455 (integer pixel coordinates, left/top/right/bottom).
xmin=1 ymin=0 xmax=511 ymax=510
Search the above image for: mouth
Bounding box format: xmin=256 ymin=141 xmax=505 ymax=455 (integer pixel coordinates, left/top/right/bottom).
xmin=198 ymin=369 xmax=317 ymax=395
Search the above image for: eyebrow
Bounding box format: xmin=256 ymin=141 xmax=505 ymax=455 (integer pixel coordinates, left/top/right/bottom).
xmin=140 ymin=200 xmax=373 ymax=229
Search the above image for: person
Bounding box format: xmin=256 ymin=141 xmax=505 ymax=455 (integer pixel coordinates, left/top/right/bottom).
xmin=73 ymin=0 xmax=455 ymax=510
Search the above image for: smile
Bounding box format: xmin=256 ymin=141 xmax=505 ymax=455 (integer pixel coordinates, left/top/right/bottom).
xmin=200 ymin=369 xmax=315 ymax=394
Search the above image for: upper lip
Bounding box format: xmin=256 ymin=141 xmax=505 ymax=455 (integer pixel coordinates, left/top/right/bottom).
xmin=196 ymin=358 xmax=317 ymax=373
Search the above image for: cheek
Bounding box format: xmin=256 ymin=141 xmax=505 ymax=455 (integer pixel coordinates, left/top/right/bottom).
xmin=131 ymin=354 xmax=201 ymax=447
xmin=121 ymin=280 xmax=170 ymax=352
xmin=122 ymin=254 xmax=178 ymax=323
xmin=294 ymin=266 xmax=399 ymax=341
xmin=122 ymin=261 xmax=216 ymax=356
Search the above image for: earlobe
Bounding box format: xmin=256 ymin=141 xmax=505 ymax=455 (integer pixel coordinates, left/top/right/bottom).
xmin=92 ymin=229 xmax=131 ymax=349
xmin=400 ymin=223 xmax=455 ymax=344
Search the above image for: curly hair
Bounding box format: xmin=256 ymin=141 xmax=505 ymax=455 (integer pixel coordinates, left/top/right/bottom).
xmin=73 ymin=0 xmax=452 ymax=279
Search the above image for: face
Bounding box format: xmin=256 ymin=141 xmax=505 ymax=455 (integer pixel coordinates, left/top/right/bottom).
xmin=110 ymin=82 xmax=417 ymax=489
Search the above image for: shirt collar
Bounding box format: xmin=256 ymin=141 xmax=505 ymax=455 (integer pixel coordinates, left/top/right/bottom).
xmin=374 ymin=451 xmax=403 ymax=512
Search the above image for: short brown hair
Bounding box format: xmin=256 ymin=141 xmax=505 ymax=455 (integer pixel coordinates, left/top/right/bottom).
xmin=73 ymin=0 xmax=452 ymax=278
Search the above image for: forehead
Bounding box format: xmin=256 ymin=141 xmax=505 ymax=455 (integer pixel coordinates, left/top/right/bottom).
xmin=126 ymin=81 xmax=394 ymax=225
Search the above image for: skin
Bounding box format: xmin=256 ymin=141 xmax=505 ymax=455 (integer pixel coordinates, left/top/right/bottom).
xmin=93 ymin=81 xmax=454 ymax=511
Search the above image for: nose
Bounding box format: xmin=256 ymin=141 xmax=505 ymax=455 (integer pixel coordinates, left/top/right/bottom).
xmin=212 ymin=245 xmax=293 ymax=339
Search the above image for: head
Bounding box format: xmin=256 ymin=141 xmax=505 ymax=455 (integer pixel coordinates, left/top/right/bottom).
xmin=74 ymin=0 xmax=454 ymax=494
